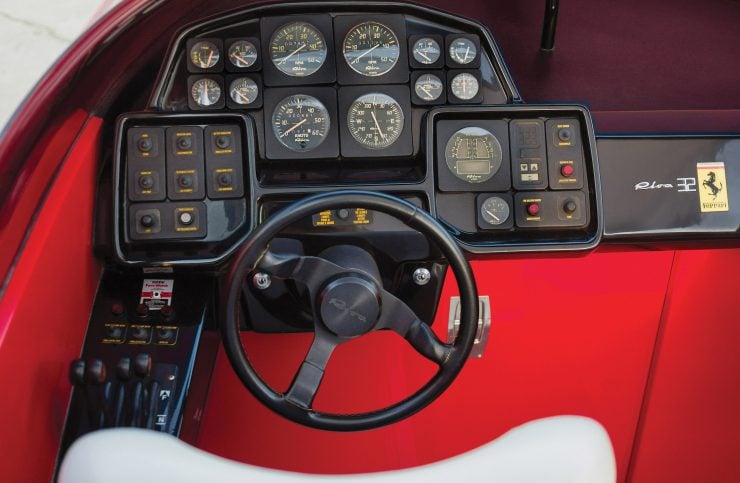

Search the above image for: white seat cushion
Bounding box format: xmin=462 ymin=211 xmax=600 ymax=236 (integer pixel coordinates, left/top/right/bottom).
xmin=58 ymin=415 xmax=616 ymax=483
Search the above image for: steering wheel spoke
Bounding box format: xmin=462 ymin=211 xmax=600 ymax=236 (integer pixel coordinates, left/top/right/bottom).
xmin=258 ymin=250 xmax=346 ymax=297
xmin=284 ymin=328 xmax=339 ymax=409
xmin=377 ymin=291 xmax=453 ymax=366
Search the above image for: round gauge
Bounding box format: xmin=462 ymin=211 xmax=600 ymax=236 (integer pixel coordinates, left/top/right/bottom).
xmin=412 ymin=37 xmax=441 ymax=65
xmin=190 ymin=41 xmax=220 ymax=69
xmin=450 ymin=72 xmax=480 ymax=101
xmin=269 ymin=22 xmax=327 ymax=77
xmin=191 ymin=78 xmax=221 ymax=107
xmin=343 ymin=22 xmax=400 ymax=77
xmin=272 ymin=94 xmax=330 ymax=152
xmin=414 ymin=73 xmax=444 ymax=102
xmin=444 ymin=127 xmax=503 ymax=183
xmin=480 ymin=196 xmax=510 ymax=226
xmin=347 ymin=93 xmax=404 ymax=150
xmin=448 ymin=37 xmax=477 ymax=65
xmin=229 ymin=77 xmax=259 ymax=105
xmin=228 ymin=40 xmax=258 ymax=68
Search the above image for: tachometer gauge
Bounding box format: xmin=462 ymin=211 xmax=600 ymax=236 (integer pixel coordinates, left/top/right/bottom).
xmin=347 ymin=93 xmax=404 ymax=149
xmin=343 ymin=22 xmax=400 ymax=76
xmin=412 ymin=37 xmax=441 ymax=65
xmin=448 ymin=37 xmax=477 ymax=65
xmin=272 ymin=94 xmax=330 ymax=151
xmin=480 ymin=196 xmax=510 ymax=226
xmin=270 ymin=22 xmax=327 ymax=77
xmin=229 ymin=77 xmax=259 ymax=105
xmin=450 ymin=72 xmax=480 ymax=101
xmin=414 ymin=73 xmax=444 ymax=102
xmin=444 ymin=127 xmax=503 ymax=183
xmin=191 ymin=78 xmax=222 ymax=107
xmin=189 ymin=41 xmax=220 ymax=69
xmin=228 ymin=40 xmax=258 ymax=68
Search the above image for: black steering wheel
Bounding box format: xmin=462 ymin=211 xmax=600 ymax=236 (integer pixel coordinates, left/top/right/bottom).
xmin=220 ymin=191 xmax=478 ymax=431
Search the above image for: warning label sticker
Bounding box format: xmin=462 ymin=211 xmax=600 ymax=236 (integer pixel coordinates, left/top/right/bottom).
xmin=697 ymin=162 xmax=729 ymax=213
xmin=140 ymin=279 xmax=174 ymax=310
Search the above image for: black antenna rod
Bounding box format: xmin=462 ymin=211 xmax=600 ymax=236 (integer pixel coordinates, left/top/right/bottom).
xmin=540 ymin=0 xmax=560 ymax=51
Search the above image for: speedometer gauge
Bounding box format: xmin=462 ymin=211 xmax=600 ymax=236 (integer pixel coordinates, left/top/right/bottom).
xmin=272 ymin=94 xmax=330 ymax=152
xmin=343 ymin=22 xmax=400 ymax=76
xmin=347 ymin=93 xmax=404 ymax=149
xmin=444 ymin=127 xmax=503 ymax=183
xmin=269 ymin=22 xmax=327 ymax=77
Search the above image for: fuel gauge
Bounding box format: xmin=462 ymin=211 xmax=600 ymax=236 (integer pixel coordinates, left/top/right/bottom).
xmin=413 ymin=73 xmax=444 ymax=103
xmin=229 ymin=77 xmax=259 ymax=106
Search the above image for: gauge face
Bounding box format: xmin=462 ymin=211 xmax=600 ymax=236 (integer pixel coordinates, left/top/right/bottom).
xmin=228 ymin=40 xmax=258 ymax=68
xmin=347 ymin=93 xmax=404 ymax=149
xmin=272 ymin=94 xmax=330 ymax=152
xmin=414 ymin=73 xmax=444 ymax=102
xmin=229 ymin=77 xmax=259 ymax=105
xmin=448 ymin=37 xmax=477 ymax=65
xmin=445 ymin=127 xmax=503 ymax=183
xmin=191 ymin=78 xmax=221 ymax=107
xmin=343 ymin=22 xmax=400 ymax=76
xmin=269 ymin=22 xmax=327 ymax=77
xmin=412 ymin=37 xmax=441 ymax=65
xmin=480 ymin=196 xmax=510 ymax=226
xmin=190 ymin=41 xmax=220 ymax=69
xmin=450 ymin=72 xmax=480 ymax=101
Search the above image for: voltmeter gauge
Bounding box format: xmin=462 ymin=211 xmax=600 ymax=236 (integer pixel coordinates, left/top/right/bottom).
xmin=270 ymin=22 xmax=327 ymax=77
xmin=412 ymin=37 xmax=441 ymax=65
xmin=228 ymin=40 xmax=258 ymax=68
xmin=189 ymin=41 xmax=220 ymax=69
xmin=343 ymin=22 xmax=400 ymax=76
xmin=191 ymin=78 xmax=221 ymax=107
xmin=445 ymin=127 xmax=503 ymax=183
xmin=272 ymin=94 xmax=330 ymax=152
xmin=229 ymin=77 xmax=259 ymax=105
xmin=480 ymin=196 xmax=510 ymax=226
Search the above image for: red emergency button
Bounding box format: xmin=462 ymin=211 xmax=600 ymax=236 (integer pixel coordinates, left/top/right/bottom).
xmin=560 ymin=164 xmax=575 ymax=177
xmin=526 ymin=203 xmax=540 ymax=216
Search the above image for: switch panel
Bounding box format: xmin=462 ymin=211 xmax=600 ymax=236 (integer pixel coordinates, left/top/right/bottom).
xmin=204 ymin=125 xmax=244 ymax=199
xmin=514 ymin=191 xmax=588 ymax=228
xmin=129 ymin=202 xmax=207 ymax=241
xmin=510 ymin=119 xmax=548 ymax=190
xmin=546 ymin=118 xmax=585 ymax=190
xmin=166 ymin=126 xmax=205 ymax=200
xmin=127 ymin=128 xmax=166 ymax=201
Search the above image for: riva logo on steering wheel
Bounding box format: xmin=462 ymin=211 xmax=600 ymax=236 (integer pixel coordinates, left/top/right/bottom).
xmin=328 ymin=298 xmax=368 ymax=323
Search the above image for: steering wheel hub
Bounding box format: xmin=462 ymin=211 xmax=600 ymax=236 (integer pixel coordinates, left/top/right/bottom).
xmin=319 ymin=276 xmax=381 ymax=337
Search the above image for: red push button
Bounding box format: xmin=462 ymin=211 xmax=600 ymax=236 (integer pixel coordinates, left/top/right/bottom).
xmin=527 ymin=203 xmax=540 ymax=216
xmin=560 ymin=164 xmax=575 ymax=177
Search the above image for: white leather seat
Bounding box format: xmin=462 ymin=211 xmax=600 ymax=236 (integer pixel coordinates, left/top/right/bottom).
xmin=58 ymin=416 xmax=616 ymax=483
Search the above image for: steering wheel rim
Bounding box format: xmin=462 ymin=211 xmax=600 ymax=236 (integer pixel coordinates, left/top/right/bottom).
xmin=220 ymin=190 xmax=479 ymax=431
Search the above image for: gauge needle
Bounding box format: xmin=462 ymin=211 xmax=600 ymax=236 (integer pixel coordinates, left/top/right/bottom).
xmin=352 ymin=44 xmax=380 ymax=64
xmin=206 ymin=50 xmax=214 ymax=66
xmin=485 ymin=209 xmax=500 ymax=222
xmin=201 ymin=81 xmax=209 ymax=105
xmin=231 ymin=53 xmax=249 ymax=65
xmin=278 ymin=44 xmax=306 ymax=65
xmin=234 ymin=90 xmax=250 ymax=103
xmin=420 ymin=85 xmax=433 ymax=99
xmin=281 ymin=118 xmax=307 ymax=137
xmin=370 ymin=111 xmax=386 ymax=139
xmin=464 ymin=46 xmax=470 ymax=61
xmin=417 ymin=50 xmax=432 ymax=62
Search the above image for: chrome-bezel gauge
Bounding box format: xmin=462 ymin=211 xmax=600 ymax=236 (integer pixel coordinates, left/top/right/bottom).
xmin=269 ymin=22 xmax=327 ymax=77
xmin=448 ymin=37 xmax=477 ymax=65
xmin=189 ymin=41 xmax=220 ymax=69
xmin=444 ymin=127 xmax=503 ymax=183
xmin=228 ymin=40 xmax=258 ymax=68
xmin=191 ymin=78 xmax=222 ymax=107
xmin=347 ymin=93 xmax=404 ymax=149
xmin=412 ymin=37 xmax=441 ymax=65
xmin=414 ymin=73 xmax=444 ymax=102
xmin=343 ymin=22 xmax=400 ymax=77
xmin=450 ymin=72 xmax=480 ymax=101
xmin=272 ymin=94 xmax=331 ymax=152
xmin=480 ymin=196 xmax=510 ymax=226
xmin=229 ymin=77 xmax=259 ymax=105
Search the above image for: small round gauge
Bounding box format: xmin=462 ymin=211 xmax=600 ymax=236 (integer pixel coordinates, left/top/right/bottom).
xmin=272 ymin=94 xmax=330 ymax=152
xmin=229 ymin=77 xmax=259 ymax=105
xmin=269 ymin=22 xmax=327 ymax=77
xmin=189 ymin=41 xmax=220 ymax=69
xmin=228 ymin=40 xmax=258 ymax=68
xmin=191 ymin=78 xmax=221 ymax=107
xmin=480 ymin=196 xmax=510 ymax=226
xmin=448 ymin=37 xmax=477 ymax=65
xmin=444 ymin=127 xmax=503 ymax=183
xmin=347 ymin=93 xmax=404 ymax=149
xmin=343 ymin=22 xmax=400 ymax=77
xmin=414 ymin=73 xmax=444 ymax=102
xmin=450 ymin=72 xmax=480 ymax=101
xmin=412 ymin=37 xmax=441 ymax=65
